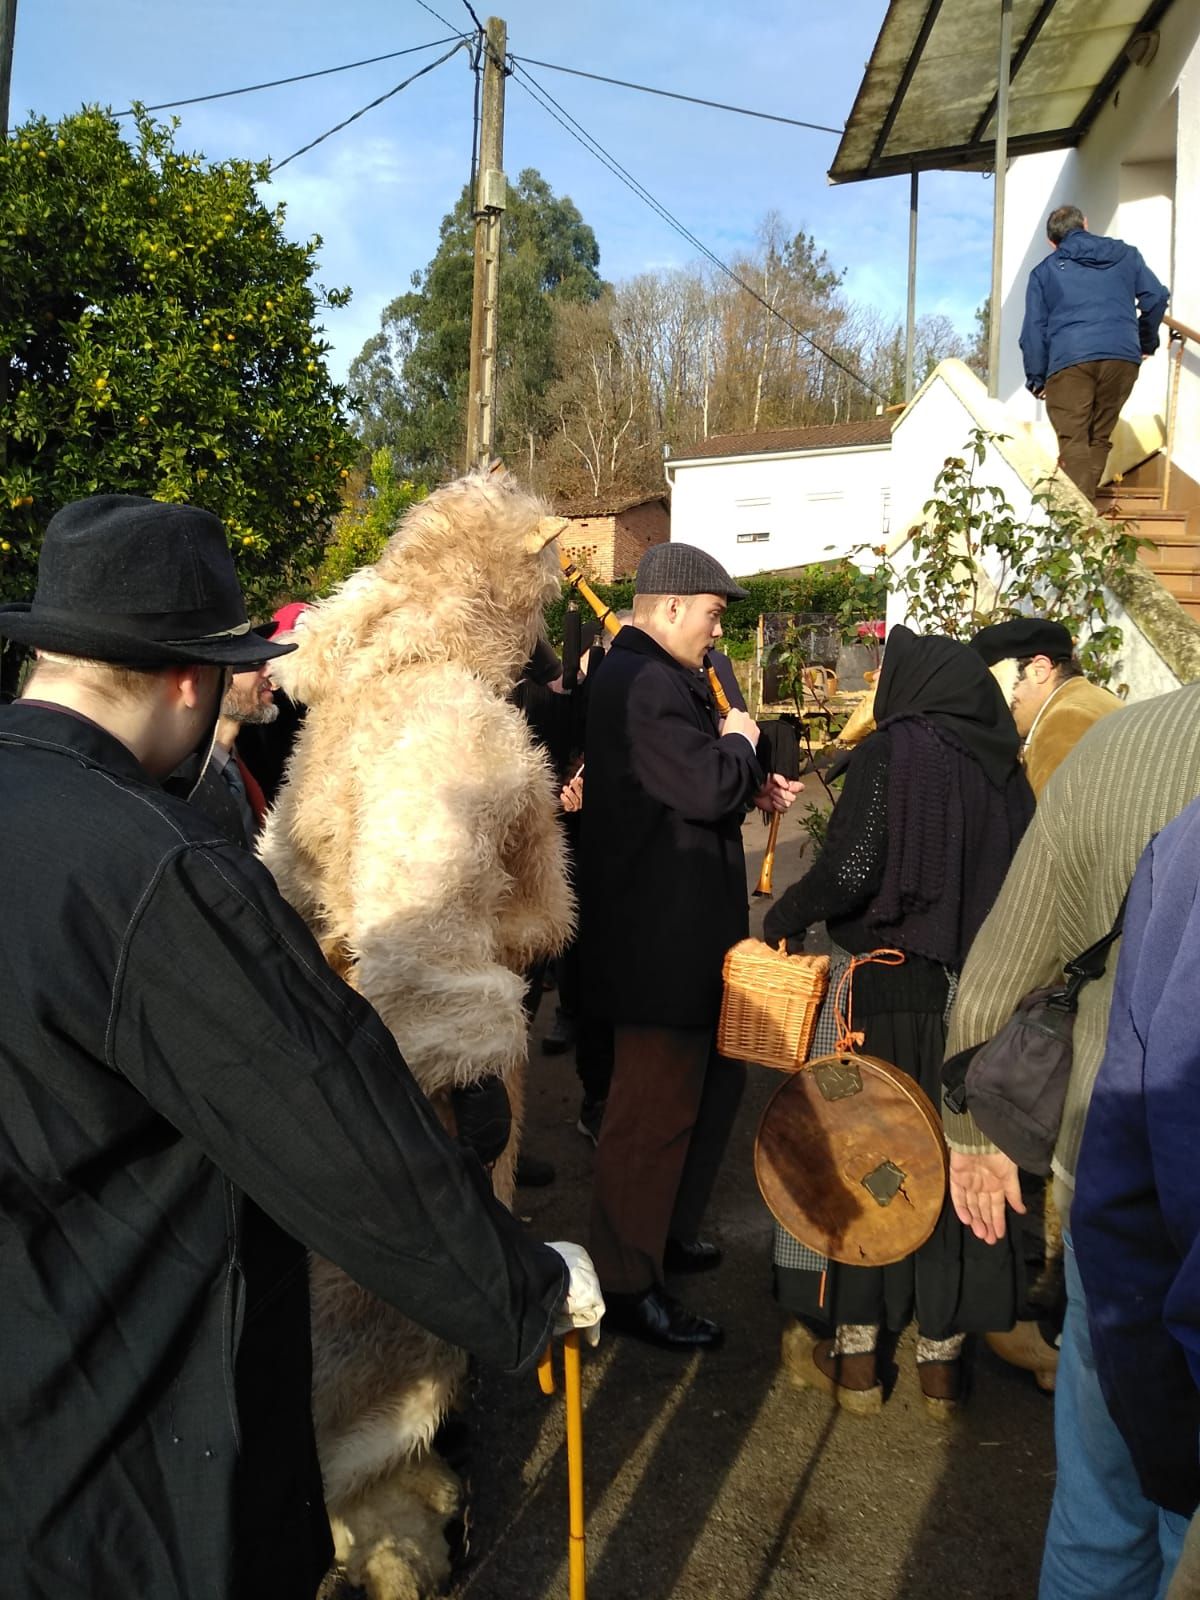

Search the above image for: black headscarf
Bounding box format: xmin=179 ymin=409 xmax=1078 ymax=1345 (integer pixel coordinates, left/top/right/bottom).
xmin=873 ymin=623 xmax=1020 ymax=789
xmin=865 ymin=625 xmax=1033 ymax=968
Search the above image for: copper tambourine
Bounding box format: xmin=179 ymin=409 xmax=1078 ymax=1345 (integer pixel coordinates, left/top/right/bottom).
xmin=754 ymin=952 xmax=948 ymax=1268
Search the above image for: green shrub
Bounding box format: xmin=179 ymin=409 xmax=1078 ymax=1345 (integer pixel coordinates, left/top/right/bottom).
xmin=544 ymin=559 xmax=882 ymax=647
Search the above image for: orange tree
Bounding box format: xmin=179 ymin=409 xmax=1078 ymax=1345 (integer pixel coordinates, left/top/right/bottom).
xmin=0 ymin=108 xmax=356 ymax=612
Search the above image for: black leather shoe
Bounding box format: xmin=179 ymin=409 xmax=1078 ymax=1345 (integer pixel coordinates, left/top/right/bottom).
xmin=514 ymin=1153 xmax=556 ymax=1187
xmin=602 ymin=1286 xmax=724 ymax=1349
xmin=663 ymin=1237 xmax=723 ymax=1274
xmin=540 ymin=1007 xmax=576 ymax=1056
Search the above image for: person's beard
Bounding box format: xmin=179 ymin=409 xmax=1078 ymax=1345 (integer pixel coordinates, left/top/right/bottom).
xmin=232 ymin=700 xmax=279 ymax=727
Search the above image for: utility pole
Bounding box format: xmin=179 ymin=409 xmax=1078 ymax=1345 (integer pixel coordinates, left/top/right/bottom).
xmin=0 ymin=0 xmax=16 ymax=140
xmin=465 ymin=16 xmax=507 ymax=472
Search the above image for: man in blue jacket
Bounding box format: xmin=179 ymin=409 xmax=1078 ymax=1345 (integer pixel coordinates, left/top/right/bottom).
xmin=1020 ymin=204 xmax=1169 ymax=502
xmin=1073 ymin=798 xmax=1200 ymax=1534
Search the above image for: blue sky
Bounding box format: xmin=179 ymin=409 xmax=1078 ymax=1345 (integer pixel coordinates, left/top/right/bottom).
xmin=10 ymin=0 xmax=995 ymax=384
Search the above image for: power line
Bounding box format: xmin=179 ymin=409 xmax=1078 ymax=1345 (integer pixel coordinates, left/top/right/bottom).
xmin=113 ymin=37 xmax=463 ymax=118
xmin=459 ymin=0 xmax=486 ymax=32
xmin=467 ymin=30 xmax=483 ymax=205
xmin=270 ymin=40 xmax=466 ymax=174
xmin=412 ymin=0 xmax=463 ymax=34
xmin=511 ymin=55 xmax=843 ymax=136
xmin=509 ymin=63 xmax=885 ymax=403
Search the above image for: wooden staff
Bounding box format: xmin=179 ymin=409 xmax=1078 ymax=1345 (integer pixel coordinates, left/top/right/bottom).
xmin=558 ymin=549 xmax=731 ymax=712
xmin=536 ymin=1333 xmax=588 ymax=1600
xmin=755 ymin=812 xmax=782 ymax=897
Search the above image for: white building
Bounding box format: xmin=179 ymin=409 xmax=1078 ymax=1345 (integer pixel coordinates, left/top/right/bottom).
xmin=664 ymin=420 xmax=893 ymax=576
xmin=994 ymin=5 xmax=1200 ymax=499
xmin=827 ymin=0 xmax=1200 ymax=698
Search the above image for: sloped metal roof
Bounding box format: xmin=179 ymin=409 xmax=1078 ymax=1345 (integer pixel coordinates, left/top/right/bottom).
xmin=830 ymin=0 xmax=1177 ymax=184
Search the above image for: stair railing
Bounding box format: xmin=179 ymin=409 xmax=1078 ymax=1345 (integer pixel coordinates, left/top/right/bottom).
xmin=1163 ymin=315 xmax=1198 ymax=512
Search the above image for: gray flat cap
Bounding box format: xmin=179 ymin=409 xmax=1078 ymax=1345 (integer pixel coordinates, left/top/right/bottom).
xmin=635 ymin=542 xmax=748 ymax=600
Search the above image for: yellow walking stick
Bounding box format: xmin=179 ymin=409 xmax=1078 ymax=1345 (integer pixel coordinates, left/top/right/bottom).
xmin=536 ymin=1332 xmax=587 ymax=1600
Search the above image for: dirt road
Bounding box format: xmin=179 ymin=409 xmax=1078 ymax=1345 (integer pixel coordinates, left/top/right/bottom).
xmin=450 ymin=812 xmax=1055 ymax=1600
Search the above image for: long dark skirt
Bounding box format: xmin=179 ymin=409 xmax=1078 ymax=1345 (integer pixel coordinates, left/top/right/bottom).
xmin=773 ymin=956 xmax=1020 ymax=1341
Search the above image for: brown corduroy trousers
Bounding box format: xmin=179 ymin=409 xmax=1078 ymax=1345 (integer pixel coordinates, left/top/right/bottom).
xmin=1043 ymin=358 xmax=1140 ymax=503
xmin=589 ymin=1023 xmax=746 ymax=1295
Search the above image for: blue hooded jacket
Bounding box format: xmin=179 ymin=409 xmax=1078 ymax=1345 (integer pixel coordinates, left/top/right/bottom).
xmin=1073 ymin=800 xmax=1200 ymax=1517
xmin=1019 ymin=227 xmax=1169 ymax=392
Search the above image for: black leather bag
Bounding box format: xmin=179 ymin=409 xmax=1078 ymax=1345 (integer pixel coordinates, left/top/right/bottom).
xmin=942 ymin=900 xmax=1126 ymax=1175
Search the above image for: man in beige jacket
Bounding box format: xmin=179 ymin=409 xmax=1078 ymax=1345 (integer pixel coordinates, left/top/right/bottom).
xmin=971 ymin=618 xmax=1122 ymax=797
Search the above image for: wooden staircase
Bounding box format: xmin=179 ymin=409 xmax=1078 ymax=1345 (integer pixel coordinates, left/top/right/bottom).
xmin=1094 ymin=483 xmax=1200 ymax=624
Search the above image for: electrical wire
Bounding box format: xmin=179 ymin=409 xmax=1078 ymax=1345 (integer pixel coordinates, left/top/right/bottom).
xmin=459 ymin=0 xmax=485 ymax=32
xmin=468 ymin=31 xmax=483 ymax=206
xmin=413 ymin=0 xmax=463 ymax=34
xmin=511 ymin=55 xmax=843 ymax=136
xmin=112 ymin=37 xmax=463 ymax=117
xmin=509 ymin=63 xmax=885 ymax=403
xmin=270 ymin=40 xmax=467 ymax=174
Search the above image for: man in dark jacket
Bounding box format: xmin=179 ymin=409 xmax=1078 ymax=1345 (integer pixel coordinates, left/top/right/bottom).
xmin=0 ymin=495 xmax=599 ymax=1599
xmin=1020 ymin=203 xmax=1169 ymax=502
xmin=580 ymin=543 xmax=799 ymax=1349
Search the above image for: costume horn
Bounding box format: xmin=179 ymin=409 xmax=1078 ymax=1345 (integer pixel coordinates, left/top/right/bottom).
xmin=526 ymin=516 xmax=568 ymax=554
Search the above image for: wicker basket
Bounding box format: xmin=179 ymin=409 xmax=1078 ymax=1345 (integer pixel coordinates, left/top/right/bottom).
xmin=718 ymin=940 xmax=830 ymax=1071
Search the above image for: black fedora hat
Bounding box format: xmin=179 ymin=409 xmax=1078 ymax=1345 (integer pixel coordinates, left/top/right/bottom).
xmin=0 ymin=495 xmax=296 ymax=668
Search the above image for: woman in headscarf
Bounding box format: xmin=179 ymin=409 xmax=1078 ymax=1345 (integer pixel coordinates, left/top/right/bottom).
xmin=763 ymin=625 xmax=1035 ymax=1418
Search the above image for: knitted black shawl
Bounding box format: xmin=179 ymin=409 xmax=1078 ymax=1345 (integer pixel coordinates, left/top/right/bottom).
xmin=865 ymin=626 xmax=1034 ymax=967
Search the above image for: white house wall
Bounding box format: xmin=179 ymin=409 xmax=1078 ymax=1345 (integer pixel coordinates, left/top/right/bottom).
xmin=666 ymin=446 xmax=892 ymax=575
xmin=996 ymin=5 xmax=1200 ymax=486
xmin=887 ymin=360 xmax=1186 ymax=701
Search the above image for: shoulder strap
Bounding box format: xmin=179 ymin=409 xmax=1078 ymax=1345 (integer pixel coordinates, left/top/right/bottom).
xmin=1062 ymin=890 xmax=1129 ymax=992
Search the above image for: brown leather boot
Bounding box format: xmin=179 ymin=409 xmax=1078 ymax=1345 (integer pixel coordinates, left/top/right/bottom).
xmin=918 ymin=1358 xmax=963 ymax=1423
xmin=781 ymin=1319 xmax=882 ymax=1416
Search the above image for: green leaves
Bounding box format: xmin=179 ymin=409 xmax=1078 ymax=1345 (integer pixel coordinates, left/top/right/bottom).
xmin=347 ymin=168 xmax=604 ymax=478
xmin=856 ymin=427 xmax=1143 ymax=683
xmin=0 ymin=108 xmax=357 ymax=613
xmin=313 ymin=449 xmax=426 ymax=593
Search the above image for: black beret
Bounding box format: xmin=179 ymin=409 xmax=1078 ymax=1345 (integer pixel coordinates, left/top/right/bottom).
xmin=969 ymin=618 xmax=1074 ymax=666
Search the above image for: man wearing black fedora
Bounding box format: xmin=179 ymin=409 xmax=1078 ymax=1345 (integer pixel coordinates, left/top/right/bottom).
xmin=0 ymin=495 xmax=601 ymax=1599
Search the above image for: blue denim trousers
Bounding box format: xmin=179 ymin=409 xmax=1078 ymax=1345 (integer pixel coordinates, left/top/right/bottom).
xmin=1039 ymin=1234 xmax=1190 ymax=1599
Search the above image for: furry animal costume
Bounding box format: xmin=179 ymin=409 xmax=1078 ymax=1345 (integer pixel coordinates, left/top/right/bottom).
xmin=259 ymin=470 xmax=574 ymax=1598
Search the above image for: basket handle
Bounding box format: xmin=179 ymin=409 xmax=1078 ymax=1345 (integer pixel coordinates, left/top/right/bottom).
xmin=831 ymin=949 xmax=906 ymax=1053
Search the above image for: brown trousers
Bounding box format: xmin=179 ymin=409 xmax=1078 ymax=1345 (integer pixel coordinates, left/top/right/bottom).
xmin=1044 ymin=358 xmax=1140 ymax=503
xmin=589 ymin=1024 xmax=746 ymax=1294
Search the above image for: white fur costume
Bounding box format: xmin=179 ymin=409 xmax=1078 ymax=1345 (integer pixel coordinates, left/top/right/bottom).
xmin=259 ymin=471 xmax=573 ymax=1598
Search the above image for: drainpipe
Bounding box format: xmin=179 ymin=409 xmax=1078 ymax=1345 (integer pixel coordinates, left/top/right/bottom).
xmin=987 ymin=0 xmax=1013 ymax=397
xmin=905 ymin=168 xmax=919 ymax=402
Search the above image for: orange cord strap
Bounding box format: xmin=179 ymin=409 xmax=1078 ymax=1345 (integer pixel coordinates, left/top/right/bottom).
xmin=831 ymin=949 xmax=906 ymax=1053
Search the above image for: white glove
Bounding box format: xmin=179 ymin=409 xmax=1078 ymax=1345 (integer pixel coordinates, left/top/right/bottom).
xmin=546 ymin=1241 xmax=605 ymax=1347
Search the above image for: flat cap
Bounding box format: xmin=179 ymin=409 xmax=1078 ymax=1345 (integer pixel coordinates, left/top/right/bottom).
xmin=635 ymin=542 xmax=748 ymax=600
xmin=970 ymin=617 xmax=1074 ymax=666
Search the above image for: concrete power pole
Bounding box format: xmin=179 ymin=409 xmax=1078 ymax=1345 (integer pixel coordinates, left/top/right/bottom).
xmin=465 ymin=16 xmax=507 ymax=472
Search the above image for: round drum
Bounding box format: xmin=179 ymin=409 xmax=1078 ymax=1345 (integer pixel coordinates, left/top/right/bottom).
xmin=755 ymin=1050 xmax=948 ymax=1267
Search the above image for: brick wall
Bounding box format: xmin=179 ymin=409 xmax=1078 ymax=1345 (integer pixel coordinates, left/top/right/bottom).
xmin=559 ymin=516 xmax=615 ymax=580
xmin=560 ymin=500 xmax=670 ymax=581
xmin=612 ymin=501 xmax=670 ymax=578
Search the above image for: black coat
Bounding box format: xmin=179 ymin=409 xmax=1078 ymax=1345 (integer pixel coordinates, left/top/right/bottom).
xmin=579 ymin=626 xmax=763 ymax=1026
xmin=0 ymin=704 xmax=566 ymax=1600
